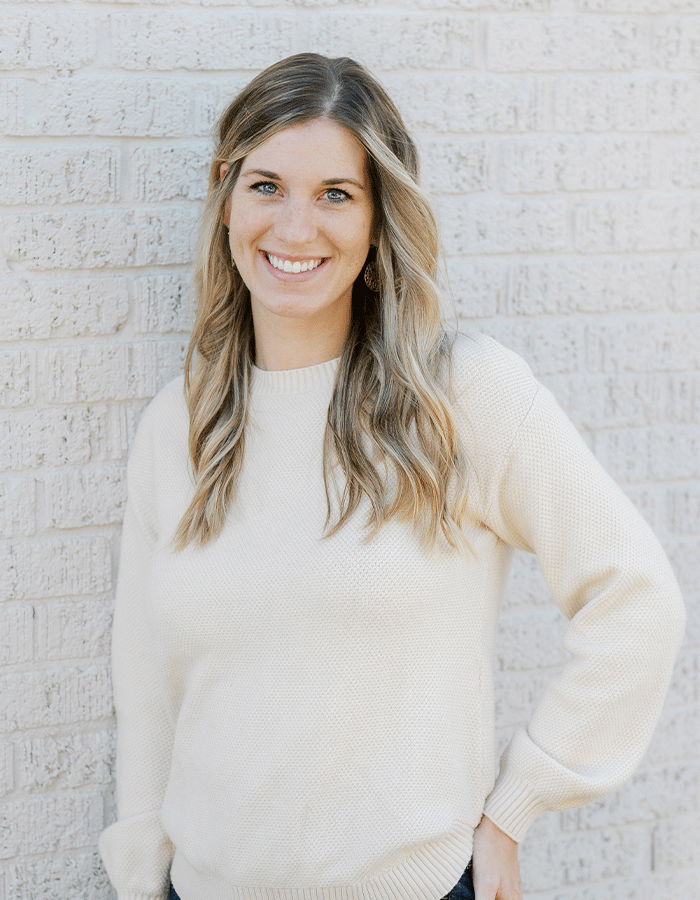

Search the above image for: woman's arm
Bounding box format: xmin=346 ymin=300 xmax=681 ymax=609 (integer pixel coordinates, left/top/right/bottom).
xmin=472 ymin=816 xmax=522 ymax=900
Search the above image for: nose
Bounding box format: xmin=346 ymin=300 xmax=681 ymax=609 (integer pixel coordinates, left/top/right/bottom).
xmin=272 ymin=197 xmax=317 ymax=246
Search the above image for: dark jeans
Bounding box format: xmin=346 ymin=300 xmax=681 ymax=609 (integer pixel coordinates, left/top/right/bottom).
xmin=168 ymin=863 xmax=474 ymax=900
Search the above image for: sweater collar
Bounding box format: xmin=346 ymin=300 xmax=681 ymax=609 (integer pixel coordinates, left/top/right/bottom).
xmin=251 ymin=356 xmax=340 ymax=395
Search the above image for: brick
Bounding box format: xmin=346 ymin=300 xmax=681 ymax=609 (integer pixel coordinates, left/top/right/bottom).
xmin=111 ymin=13 xmax=477 ymax=71
xmin=0 ymin=606 xmax=33 ymax=667
xmin=594 ymin=426 xmax=700 ymax=482
xmin=501 ymin=548 xmax=552 ymax=613
xmin=132 ymin=144 xmax=208 ymax=202
xmin=488 ymin=17 xmax=648 ymax=72
xmin=134 ymin=273 xmax=193 ymax=334
xmin=574 ymin=196 xmax=693 ymax=253
xmin=384 ymin=74 xmax=547 ymax=134
xmin=0 ymin=148 xmax=118 ymax=205
xmin=528 ymin=870 xmax=700 ymax=900
xmin=0 ymin=77 xmax=22 ymax=135
xmin=0 ymin=794 xmax=103 ymax=858
xmin=18 ymin=730 xmax=114 ymax=791
xmin=653 ymin=813 xmax=700 ymax=870
xmin=443 ymin=261 xmax=505 ymax=319
xmin=670 ymin=257 xmax=700 ymax=310
xmin=548 ymin=373 xmax=662 ymax=430
xmin=38 ymin=599 xmax=112 ymax=661
xmin=645 ymin=704 xmax=700 ymax=764
xmin=669 ymin=138 xmax=700 ymax=188
xmin=661 ymin=370 xmax=699 ymax=422
xmin=45 ymin=466 xmax=126 ymax=528
xmin=553 ymin=76 xmax=696 ymax=133
xmin=579 ymin=0 xmax=700 ymax=9
xmin=496 ymin=611 xmax=568 ymax=672
xmin=0 ymin=538 xmax=111 ymax=602
xmin=653 ymin=18 xmax=700 ymax=70
xmin=0 ymin=13 xmax=95 ymax=70
xmin=562 ymin=763 xmax=699 ymax=828
xmin=0 ymin=743 xmax=12 ymax=797
xmin=0 ymin=665 xmax=112 ymax=734
xmin=665 ymin=540 xmax=700 ymax=591
xmin=41 ymin=341 xmax=185 ymax=404
xmin=0 ymin=277 xmax=128 ymax=340
xmin=420 ymin=140 xmax=490 ymax=195
xmin=667 ymin=485 xmax=700 ymax=534
xmin=586 ymin=317 xmax=700 ymax=373
xmin=0 ymin=350 xmax=33 ymax=407
xmin=3 ymin=207 xmax=198 ymax=269
xmin=0 ymin=405 xmax=130 ymax=471
xmin=499 ymin=137 xmax=651 ymax=193
xmin=480 ymin=319 xmax=583 ymax=375
xmin=507 ymin=258 xmax=669 ymax=316
xmin=494 ymin=668 xmax=553 ymax=728
xmin=665 ymin=648 xmax=699 ymax=703
xmin=439 ymin=198 xmax=567 ymax=255
xmin=4 ymin=850 xmax=113 ymax=900
xmin=623 ymin=485 xmax=663 ymax=532
xmin=0 ymin=478 xmax=36 ymax=538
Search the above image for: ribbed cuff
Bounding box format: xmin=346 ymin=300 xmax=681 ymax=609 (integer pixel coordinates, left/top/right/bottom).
xmin=482 ymin=769 xmax=548 ymax=843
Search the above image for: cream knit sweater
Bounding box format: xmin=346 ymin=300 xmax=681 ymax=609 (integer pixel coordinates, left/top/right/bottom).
xmin=99 ymin=331 xmax=685 ymax=900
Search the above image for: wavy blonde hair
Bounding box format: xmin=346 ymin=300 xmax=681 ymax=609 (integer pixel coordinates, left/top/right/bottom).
xmin=174 ymin=53 xmax=469 ymax=551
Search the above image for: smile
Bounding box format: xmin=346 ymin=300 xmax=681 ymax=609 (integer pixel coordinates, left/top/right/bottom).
xmin=264 ymin=252 xmax=326 ymax=274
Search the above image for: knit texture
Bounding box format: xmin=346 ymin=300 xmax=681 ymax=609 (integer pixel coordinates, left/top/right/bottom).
xmin=99 ymin=331 xmax=685 ymax=900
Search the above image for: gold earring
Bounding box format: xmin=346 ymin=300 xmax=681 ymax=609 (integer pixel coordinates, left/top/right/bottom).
xmin=363 ymin=260 xmax=379 ymax=292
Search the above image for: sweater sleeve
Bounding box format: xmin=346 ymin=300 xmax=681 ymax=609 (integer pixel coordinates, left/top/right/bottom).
xmin=99 ymin=415 xmax=176 ymax=900
xmin=479 ymin=377 xmax=685 ymax=842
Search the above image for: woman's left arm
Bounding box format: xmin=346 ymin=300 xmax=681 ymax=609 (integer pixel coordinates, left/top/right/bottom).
xmin=480 ymin=380 xmax=685 ymax=844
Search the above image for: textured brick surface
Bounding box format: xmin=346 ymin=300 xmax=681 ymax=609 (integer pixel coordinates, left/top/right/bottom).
xmin=2 ymin=1 xmax=699 ymax=897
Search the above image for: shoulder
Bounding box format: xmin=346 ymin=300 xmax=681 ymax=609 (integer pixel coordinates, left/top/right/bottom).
xmin=127 ymin=375 xmax=188 ymax=483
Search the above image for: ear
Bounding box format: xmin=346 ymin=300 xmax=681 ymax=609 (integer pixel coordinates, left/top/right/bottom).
xmin=220 ymin=163 xmax=231 ymax=228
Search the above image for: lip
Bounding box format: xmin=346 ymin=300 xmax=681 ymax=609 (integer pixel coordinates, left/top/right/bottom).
xmin=259 ymin=250 xmax=329 ymax=280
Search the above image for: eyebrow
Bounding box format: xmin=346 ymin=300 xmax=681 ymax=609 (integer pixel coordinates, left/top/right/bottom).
xmin=241 ymin=169 xmax=366 ymax=190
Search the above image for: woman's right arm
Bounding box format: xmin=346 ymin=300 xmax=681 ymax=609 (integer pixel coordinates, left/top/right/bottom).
xmin=99 ymin=422 xmax=176 ymax=900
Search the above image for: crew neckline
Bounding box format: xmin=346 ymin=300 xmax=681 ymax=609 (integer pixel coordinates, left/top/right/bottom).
xmin=251 ymin=356 xmax=340 ymax=395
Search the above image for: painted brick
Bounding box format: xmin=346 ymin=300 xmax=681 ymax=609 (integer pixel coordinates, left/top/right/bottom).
xmin=0 ymin=665 xmax=112 ymax=734
xmin=0 ymin=13 xmax=95 ymax=70
xmin=586 ymin=318 xmax=700 ymax=373
xmin=132 ymin=144 xmax=209 ymax=202
xmin=0 ymin=405 xmax=130 ymax=471
xmin=0 ymin=350 xmax=33 ymax=407
xmin=41 ymin=341 xmax=185 ymax=404
xmin=0 ymin=148 xmax=118 ymax=206
xmin=384 ymin=75 xmax=547 ymax=133
xmin=3 ymin=208 xmax=199 ymax=270
xmin=480 ymin=319 xmax=583 ymax=375
xmin=0 ymin=606 xmax=33 ymax=668
xmin=489 ymin=17 xmax=648 ymax=73
xmin=529 ymin=870 xmax=700 ymax=900
xmin=668 ymin=138 xmax=700 ymax=188
xmin=667 ymin=486 xmax=700 ymax=535
xmin=507 ymin=258 xmax=669 ymax=316
xmin=444 ymin=261 xmax=505 ymax=319
xmin=653 ymin=813 xmax=700 ymax=870
xmin=134 ymin=273 xmax=193 ymax=334
xmin=501 ymin=548 xmax=552 ymax=613
xmin=562 ymin=763 xmax=699 ymax=828
xmin=594 ymin=426 xmax=700 ymax=482
xmin=670 ymin=257 xmax=700 ymax=311
xmin=3 ymin=850 xmax=113 ymax=900
xmin=665 ymin=540 xmax=700 ymax=591
xmin=0 ymin=794 xmax=103 ymax=858
xmin=623 ymin=485 xmax=663 ymax=531
xmin=653 ymin=18 xmax=700 ymax=70
xmin=662 ymin=373 xmax=700 ymax=424
xmin=496 ymin=611 xmax=569 ymax=672
xmin=0 ymin=77 xmax=22 ymax=135
xmin=0 ymin=538 xmax=111 ymax=602
xmin=0 ymin=277 xmax=129 ymax=340
xmin=111 ymin=13 xmax=477 ymax=71
xmin=439 ymin=198 xmax=567 ymax=256
xmin=45 ymin=467 xmax=126 ymax=528
xmin=578 ymin=0 xmax=700 ymax=9
xmin=18 ymin=730 xmax=114 ymax=791
xmin=645 ymin=705 xmax=700 ymax=764
xmin=23 ymin=77 xmax=201 ymax=137
xmin=0 ymin=744 xmax=12 ymax=798
xmin=499 ymin=137 xmax=651 ymax=193
xmin=38 ymin=600 xmax=112 ymax=661
xmin=420 ymin=140 xmax=490 ymax=195
xmin=574 ymin=196 xmax=694 ymax=253
xmin=547 ymin=373 xmax=662 ymax=430
xmin=665 ymin=648 xmax=699 ymax=704
xmin=494 ymin=668 xmax=553 ymax=728
xmin=553 ymin=76 xmax=696 ymax=133
xmin=0 ymin=478 xmax=36 ymax=538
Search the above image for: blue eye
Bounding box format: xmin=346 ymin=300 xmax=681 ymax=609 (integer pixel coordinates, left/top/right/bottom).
xmin=325 ymin=188 xmax=350 ymax=203
xmin=251 ymin=181 xmax=278 ymax=195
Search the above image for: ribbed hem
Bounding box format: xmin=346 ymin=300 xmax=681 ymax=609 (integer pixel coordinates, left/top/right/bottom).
xmin=482 ymin=769 xmax=547 ymax=842
xmin=117 ymin=893 xmax=166 ymax=900
xmin=252 ymin=357 xmax=340 ymax=395
xmin=170 ymin=824 xmax=475 ymax=900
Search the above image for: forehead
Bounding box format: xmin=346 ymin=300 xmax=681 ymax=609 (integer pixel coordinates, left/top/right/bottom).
xmin=241 ymin=118 xmax=367 ymax=179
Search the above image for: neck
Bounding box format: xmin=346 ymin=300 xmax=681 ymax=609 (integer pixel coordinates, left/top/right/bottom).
xmin=251 ymin=306 xmax=351 ymax=372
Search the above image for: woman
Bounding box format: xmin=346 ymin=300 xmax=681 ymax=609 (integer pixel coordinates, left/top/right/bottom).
xmin=99 ymin=54 xmax=685 ymax=900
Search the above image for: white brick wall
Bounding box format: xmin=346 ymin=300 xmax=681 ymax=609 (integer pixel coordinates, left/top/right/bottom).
xmin=1 ymin=0 xmax=698 ymax=897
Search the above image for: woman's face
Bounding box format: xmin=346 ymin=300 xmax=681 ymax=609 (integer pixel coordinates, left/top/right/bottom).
xmin=223 ymin=117 xmax=374 ymax=340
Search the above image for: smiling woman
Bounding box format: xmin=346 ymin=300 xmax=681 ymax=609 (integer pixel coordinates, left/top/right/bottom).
xmin=99 ymin=53 xmax=685 ymax=900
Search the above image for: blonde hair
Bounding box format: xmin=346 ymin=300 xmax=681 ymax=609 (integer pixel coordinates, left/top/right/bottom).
xmin=174 ymin=53 xmax=469 ymax=551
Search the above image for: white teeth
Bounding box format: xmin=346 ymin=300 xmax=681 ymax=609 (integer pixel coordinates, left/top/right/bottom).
xmin=266 ymin=253 xmax=323 ymax=273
